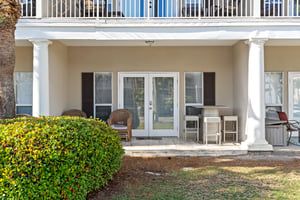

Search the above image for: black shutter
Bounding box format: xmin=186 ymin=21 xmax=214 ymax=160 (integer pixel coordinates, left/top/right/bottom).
xmin=82 ymin=73 xmax=94 ymax=118
xmin=204 ymin=72 xmax=215 ymax=106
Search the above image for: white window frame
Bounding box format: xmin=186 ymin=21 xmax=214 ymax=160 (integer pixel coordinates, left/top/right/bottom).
xmin=14 ymin=72 xmax=33 ymax=115
xmin=288 ymin=72 xmax=300 ymax=120
xmin=93 ymin=72 xmax=113 ymax=119
xmin=264 ymin=72 xmax=284 ymax=113
xmin=184 ymin=72 xmax=203 ymax=115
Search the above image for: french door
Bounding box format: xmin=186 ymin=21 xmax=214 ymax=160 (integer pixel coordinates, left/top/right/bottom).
xmin=118 ymin=72 xmax=179 ymax=137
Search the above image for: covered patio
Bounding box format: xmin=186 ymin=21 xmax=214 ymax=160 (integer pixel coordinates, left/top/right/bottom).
xmin=14 ymin=19 xmax=300 ymax=151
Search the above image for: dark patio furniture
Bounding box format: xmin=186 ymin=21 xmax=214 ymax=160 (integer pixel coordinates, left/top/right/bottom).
xmin=81 ymin=0 xmax=124 ymax=17
xmin=21 ymin=0 xmax=36 ymax=17
xmin=277 ymin=111 xmax=300 ymax=145
xmin=16 ymin=114 xmax=33 ymax=118
xmin=182 ymin=3 xmax=204 ymax=17
xmin=210 ymin=0 xmax=240 ymax=17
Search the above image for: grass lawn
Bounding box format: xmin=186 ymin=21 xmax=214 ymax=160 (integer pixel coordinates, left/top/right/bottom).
xmin=90 ymin=157 xmax=300 ymax=200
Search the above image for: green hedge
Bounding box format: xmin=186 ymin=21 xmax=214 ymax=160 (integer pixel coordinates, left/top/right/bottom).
xmin=0 ymin=116 xmax=124 ymax=199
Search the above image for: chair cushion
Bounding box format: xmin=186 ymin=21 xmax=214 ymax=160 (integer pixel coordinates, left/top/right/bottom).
xmin=111 ymin=124 xmax=128 ymax=130
xmin=277 ymin=111 xmax=288 ymax=122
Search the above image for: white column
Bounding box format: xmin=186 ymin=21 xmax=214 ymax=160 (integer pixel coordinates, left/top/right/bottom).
xmin=29 ymin=39 xmax=52 ymax=117
xmin=243 ymin=38 xmax=273 ymax=151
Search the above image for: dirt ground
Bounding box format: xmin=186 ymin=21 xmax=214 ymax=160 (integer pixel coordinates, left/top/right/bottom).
xmin=87 ymin=155 xmax=300 ymax=200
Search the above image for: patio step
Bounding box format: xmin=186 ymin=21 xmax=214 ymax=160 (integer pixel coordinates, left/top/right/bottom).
xmin=123 ymin=145 xmax=248 ymax=157
xmin=272 ymin=145 xmax=300 ymax=156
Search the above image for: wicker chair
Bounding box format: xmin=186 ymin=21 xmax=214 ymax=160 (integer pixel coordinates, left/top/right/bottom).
xmin=16 ymin=114 xmax=32 ymax=118
xmin=107 ymin=109 xmax=133 ymax=141
xmin=62 ymin=109 xmax=87 ymax=118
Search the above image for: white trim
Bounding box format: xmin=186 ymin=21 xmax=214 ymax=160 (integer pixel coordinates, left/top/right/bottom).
xmin=16 ymin=104 xmax=32 ymax=107
xmin=15 ymin=24 xmax=300 ymax=42
xmin=93 ymin=72 xmax=113 ymax=119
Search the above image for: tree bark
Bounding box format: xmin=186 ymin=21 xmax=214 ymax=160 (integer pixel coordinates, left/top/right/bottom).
xmin=0 ymin=22 xmax=16 ymax=119
xmin=0 ymin=0 xmax=20 ymax=119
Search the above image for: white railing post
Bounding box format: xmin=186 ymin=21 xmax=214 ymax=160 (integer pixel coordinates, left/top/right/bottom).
xmin=253 ymin=0 xmax=261 ymax=17
xmin=36 ymin=0 xmax=43 ymax=18
xmin=147 ymin=0 xmax=150 ymax=19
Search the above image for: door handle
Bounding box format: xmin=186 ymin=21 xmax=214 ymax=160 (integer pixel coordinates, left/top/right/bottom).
xmin=149 ymin=107 xmax=152 ymax=110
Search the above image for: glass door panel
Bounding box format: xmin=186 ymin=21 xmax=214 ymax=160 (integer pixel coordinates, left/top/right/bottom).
xmin=292 ymin=77 xmax=300 ymax=119
xmin=152 ymin=77 xmax=174 ymax=130
xmin=149 ymin=73 xmax=178 ymax=137
xmin=289 ymin=72 xmax=300 ymax=120
xmin=123 ymin=77 xmax=145 ymax=130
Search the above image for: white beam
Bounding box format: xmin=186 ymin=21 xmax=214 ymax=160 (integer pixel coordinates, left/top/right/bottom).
xmin=242 ymin=37 xmax=273 ymax=151
xmin=29 ymin=39 xmax=52 ymax=117
xmin=15 ymin=25 xmax=300 ymax=41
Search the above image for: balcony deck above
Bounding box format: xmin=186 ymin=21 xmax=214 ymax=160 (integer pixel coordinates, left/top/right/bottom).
xmin=19 ymin=0 xmax=300 ymax=20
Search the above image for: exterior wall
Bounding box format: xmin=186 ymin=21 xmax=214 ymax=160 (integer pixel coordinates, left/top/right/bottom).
xmin=15 ymin=47 xmax=33 ymax=72
xmin=232 ymin=41 xmax=249 ymax=141
xmin=265 ymin=46 xmax=300 ymax=114
xmin=49 ymin=41 xmax=69 ymax=116
xmin=68 ymin=46 xmax=233 ymax=137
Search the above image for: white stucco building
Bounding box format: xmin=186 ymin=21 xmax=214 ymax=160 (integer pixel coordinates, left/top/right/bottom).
xmin=15 ymin=0 xmax=300 ymax=151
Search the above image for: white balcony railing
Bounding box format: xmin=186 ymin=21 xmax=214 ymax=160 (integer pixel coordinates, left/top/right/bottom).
xmin=261 ymin=0 xmax=300 ymax=17
xmin=18 ymin=0 xmax=300 ymax=18
xmin=19 ymin=0 xmax=36 ymax=18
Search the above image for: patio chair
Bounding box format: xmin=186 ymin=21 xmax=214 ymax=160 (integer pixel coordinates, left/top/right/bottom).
xmin=107 ymin=109 xmax=133 ymax=141
xmin=16 ymin=114 xmax=33 ymax=118
xmin=277 ymin=111 xmax=300 ymax=145
xmin=62 ymin=109 xmax=87 ymax=118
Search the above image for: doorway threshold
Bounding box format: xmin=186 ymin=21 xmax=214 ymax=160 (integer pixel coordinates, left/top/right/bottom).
xmin=136 ymin=137 xmax=163 ymax=140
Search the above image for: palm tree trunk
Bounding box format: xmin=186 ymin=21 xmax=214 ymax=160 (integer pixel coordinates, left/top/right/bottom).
xmin=0 ymin=25 xmax=16 ymax=119
xmin=0 ymin=0 xmax=21 ymax=119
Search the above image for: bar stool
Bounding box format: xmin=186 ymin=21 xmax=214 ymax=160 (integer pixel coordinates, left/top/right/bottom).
xmin=184 ymin=115 xmax=199 ymax=142
xmin=222 ymin=116 xmax=238 ymax=143
xmin=203 ymin=117 xmax=221 ymax=145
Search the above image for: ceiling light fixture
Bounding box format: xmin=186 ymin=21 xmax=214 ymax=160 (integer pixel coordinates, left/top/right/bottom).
xmin=145 ymin=40 xmax=155 ymax=46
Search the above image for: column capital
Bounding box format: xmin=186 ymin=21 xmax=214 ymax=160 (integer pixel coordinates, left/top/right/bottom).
xmin=245 ymin=38 xmax=268 ymax=45
xmin=29 ymin=39 xmax=52 ymax=46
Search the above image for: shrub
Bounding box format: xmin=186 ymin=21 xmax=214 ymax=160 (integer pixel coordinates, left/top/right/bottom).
xmin=0 ymin=116 xmax=124 ymax=199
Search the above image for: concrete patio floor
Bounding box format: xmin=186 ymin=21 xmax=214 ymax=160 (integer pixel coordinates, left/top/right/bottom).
xmin=122 ymin=137 xmax=247 ymax=157
xmin=122 ymin=137 xmax=300 ymax=157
